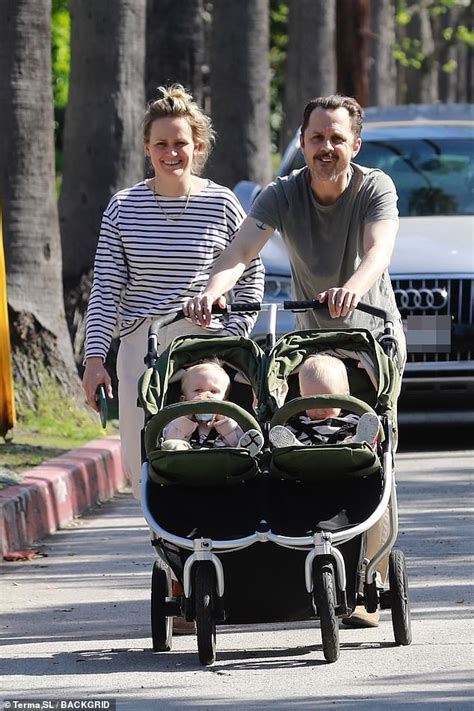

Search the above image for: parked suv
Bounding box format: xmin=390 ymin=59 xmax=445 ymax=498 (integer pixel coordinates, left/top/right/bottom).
xmin=234 ymin=104 xmax=474 ymax=418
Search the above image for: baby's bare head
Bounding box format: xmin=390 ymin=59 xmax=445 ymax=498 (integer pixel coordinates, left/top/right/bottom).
xmin=181 ymin=360 xmax=230 ymax=402
xmin=298 ymin=354 xmax=349 ymax=419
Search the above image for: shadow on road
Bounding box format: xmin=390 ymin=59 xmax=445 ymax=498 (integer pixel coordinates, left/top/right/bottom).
xmin=398 ymin=422 xmax=473 ymax=452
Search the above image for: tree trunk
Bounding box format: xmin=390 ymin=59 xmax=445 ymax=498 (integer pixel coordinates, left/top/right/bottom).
xmin=418 ymin=5 xmax=438 ymax=103
xmin=281 ymin=0 xmax=336 ymax=151
xmin=146 ymin=0 xmax=206 ymax=105
xmin=59 ymin=0 xmax=146 ymax=284
xmin=438 ymin=4 xmax=474 ymax=103
xmin=400 ymin=5 xmax=438 ymax=104
xmin=456 ymin=42 xmax=474 ymax=103
xmin=369 ymin=0 xmax=396 ymax=106
xmin=336 ymin=0 xmax=371 ymax=106
xmin=0 ymin=0 xmax=80 ymax=406
xmin=208 ymin=0 xmax=272 ymax=188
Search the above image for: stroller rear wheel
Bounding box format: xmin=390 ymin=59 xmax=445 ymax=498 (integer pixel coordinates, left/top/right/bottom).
xmin=151 ymin=561 xmax=173 ymax=652
xmin=195 ymin=562 xmax=217 ymax=665
xmin=313 ymin=562 xmax=340 ymax=662
xmin=389 ymin=548 xmax=412 ymax=646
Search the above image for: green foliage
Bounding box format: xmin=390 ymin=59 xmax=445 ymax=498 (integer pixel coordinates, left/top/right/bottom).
xmin=393 ymin=37 xmax=425 ymax=69
xmin=52 ymin=0 xmax=70 ymax=175
xmin=442 ymin=58 xmax=458 ymax=73
xmin=395 ymin=0 xmax=473 ymax=74
xmin=52 ymin=0 xmax=70 ymax=110
xmin=270 ymin=0 xmax=288 ymax=152
xmin=457 ymin=24 xmax=474 ymax=46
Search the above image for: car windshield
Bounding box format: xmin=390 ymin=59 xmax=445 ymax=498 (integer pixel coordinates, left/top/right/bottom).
xmin=287 ymin=138 xmax=473 ymax=217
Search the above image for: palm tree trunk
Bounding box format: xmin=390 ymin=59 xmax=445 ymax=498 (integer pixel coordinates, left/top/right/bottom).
xmin=281 ymin=0 xmax=337 ymax=152
xmin=146 ymin=0 xmax=206 ymax=105
xmin=208 ymin=0 xmax=272 ymax=188
xmin=0 ymin=0 xmax=80 ymax=405
xmin=59 ymin=0 xmax=146 ymax=284
xmin=369 ymin=0 xmax=396 ymax=106
xmin=336 ymin=0 xmax=371 ymax=106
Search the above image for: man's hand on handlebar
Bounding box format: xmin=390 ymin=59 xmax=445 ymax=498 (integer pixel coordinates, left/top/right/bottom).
xmin=183 ymin=293 xmax=227 ymax=327
xmin=317 ymin=287 xmax=361 ymax=319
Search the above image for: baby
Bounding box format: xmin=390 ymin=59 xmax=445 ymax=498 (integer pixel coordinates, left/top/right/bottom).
xmin=161 ymin=359 xmax=263 ymax=455
xmin=270 ymin=354 xmax=380 ymax=448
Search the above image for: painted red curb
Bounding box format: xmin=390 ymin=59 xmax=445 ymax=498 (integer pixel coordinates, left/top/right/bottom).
xmin=0 ymin=436 xmax=127 ymax=557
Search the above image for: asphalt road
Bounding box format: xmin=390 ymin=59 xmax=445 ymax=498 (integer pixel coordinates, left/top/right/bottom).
xmin=1 ymin=425 xmax=472 ymax=710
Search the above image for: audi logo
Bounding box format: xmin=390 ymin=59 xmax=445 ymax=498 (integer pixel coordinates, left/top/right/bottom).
xmin=394 ymin=287 xmax=448 ymax=311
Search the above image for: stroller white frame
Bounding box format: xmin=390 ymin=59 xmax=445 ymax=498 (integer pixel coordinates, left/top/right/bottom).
xmin=140 ymin=300 xmax=410 ymax=664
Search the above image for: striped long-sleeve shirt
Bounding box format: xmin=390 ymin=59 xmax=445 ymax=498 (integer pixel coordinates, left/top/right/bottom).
xmin=85 ymin=180 xmax=265 ymax=360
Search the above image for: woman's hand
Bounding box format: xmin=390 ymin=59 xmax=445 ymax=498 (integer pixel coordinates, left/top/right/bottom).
xmin=317 ymin=287 xmax=360 ymax=319
xmin=183 ymin=293 xmax=227 ymax=327
xmin=82 ymin=357 xmax=113 ymax=412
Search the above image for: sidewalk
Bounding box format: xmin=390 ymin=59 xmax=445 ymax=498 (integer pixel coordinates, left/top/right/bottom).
xmin=0 ymin=435 xmax=127 ymax=557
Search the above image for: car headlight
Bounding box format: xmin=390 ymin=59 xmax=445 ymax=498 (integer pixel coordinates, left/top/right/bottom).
xmin=263 ymin=275 xmax=293 ymax=301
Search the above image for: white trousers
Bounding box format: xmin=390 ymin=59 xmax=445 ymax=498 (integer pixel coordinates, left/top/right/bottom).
xmin=116 ymin=318 xmax=206 ymax=499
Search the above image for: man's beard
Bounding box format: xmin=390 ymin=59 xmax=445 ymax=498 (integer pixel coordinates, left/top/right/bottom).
xmin=312 ymin=158 xmax=343 ymax=182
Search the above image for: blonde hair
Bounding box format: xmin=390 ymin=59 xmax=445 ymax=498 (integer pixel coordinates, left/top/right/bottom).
xmin=181 ymin=360 xmax=230 ymax=399
xmin=143 ymin=84 xmax=215 ymax=175
xmin=299 ymin=354 xmax=349 ymax=395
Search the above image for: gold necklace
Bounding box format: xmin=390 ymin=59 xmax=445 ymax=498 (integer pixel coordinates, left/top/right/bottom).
xmin=152 ymin=180 xmax=192 ymax=222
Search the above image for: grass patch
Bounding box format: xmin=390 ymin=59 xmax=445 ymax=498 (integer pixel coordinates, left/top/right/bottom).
xmin=20 ymin=387 xmax=106 ymax=442
xmin=1 ymin=382 xmax=118 ymax=478
xmin=0 ymin=442 xmax=66 ymax=479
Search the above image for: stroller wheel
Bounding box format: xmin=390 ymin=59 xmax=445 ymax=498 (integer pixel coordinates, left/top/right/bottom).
xmin=151 ymin=561 xmax=173 ymax=652
xmin=313 ymin=562 xmax=340 ymax=662
xmin=195 ymin=562 xmax=217 ymax=665
xmin=389 ymin=548 xmax=412 ymax=646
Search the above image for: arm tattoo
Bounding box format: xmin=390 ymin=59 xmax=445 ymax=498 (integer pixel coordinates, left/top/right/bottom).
xmin=256 ymin=221 xmax=268 ymax=231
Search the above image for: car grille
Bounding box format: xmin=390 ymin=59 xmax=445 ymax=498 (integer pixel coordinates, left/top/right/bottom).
xmin=392 ymin=276 xmax=474 ymax=363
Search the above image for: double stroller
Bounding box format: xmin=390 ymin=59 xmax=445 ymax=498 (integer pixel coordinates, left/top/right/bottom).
xmin=137 ymin=301 xmax=412 ymax=665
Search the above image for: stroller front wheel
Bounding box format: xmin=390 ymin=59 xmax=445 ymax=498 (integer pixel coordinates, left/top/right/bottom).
xmin=195 ymin=562 xmax=217 ymax=665
xmin=151 ymin=561 xmax=173 ymax=652
xmin=389 ymin=548 xmax=412 ymax=646
xmin=313 ymin=562 xmax=340 ymax=662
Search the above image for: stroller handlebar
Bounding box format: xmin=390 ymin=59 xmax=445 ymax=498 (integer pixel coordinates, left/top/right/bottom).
xmin=145 ymin=300 xmax=397 ymax=367
xmin=148 ymin=300 xmax=392 ymax=337
xmin=281 ymin=299 xmax=392 ymax=324
xmin=226 ymin=300 xmax=392 ymax=324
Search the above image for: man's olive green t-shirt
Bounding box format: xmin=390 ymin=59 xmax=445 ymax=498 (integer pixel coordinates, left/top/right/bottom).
xmin=249 ymin=164 xmax=405 ymax=361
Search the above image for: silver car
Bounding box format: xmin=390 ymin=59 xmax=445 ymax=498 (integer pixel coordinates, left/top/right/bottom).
xmin=234 ymin=104 xmax=474 ymax=420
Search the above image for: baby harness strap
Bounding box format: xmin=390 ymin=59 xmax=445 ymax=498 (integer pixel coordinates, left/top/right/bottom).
xmin=188 ymin=426 xmax=220 ymax=449
xmin=287 ymin=411 xmax=357 ymax=445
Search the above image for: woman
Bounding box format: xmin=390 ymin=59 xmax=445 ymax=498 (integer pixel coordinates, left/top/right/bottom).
xmin=82 ymin=84 xmax=264 ymax=500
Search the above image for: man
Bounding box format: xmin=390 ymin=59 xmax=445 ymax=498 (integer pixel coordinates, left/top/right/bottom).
xmin=186 ymin=94 xmax=405 ymax=366
xmin=185 ymin=95 xmax=406 ymax=628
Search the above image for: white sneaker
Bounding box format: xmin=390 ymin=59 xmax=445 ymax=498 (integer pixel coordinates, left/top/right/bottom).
xmin=352 ymin=412 xmax=380 ymax=446
xmin=269 ymin=425 xmax=303 ymax=448
xmin=238 ymin=429 xmax=264 ymax=456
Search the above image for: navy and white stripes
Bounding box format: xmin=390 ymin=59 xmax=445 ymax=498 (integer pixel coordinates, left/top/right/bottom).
xmin=85 ymin=180 xmax=264 ymax=360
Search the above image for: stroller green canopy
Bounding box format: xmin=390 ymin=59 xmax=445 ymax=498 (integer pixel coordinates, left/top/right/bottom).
xmin=259 ymin=328 xmax=402 ymax=483
xmin=138 ymin=334 xmax=264 ymax=487
xmin=260 ymin=328 xmax=401 ymax=420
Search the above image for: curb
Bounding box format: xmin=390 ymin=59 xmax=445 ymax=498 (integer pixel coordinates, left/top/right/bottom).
xmin=0 ymin=436 xmax=127 ymax=558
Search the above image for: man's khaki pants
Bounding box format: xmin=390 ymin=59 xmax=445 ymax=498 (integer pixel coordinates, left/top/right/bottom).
xmin=366 ymin=507 xmax=391 ymax=583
